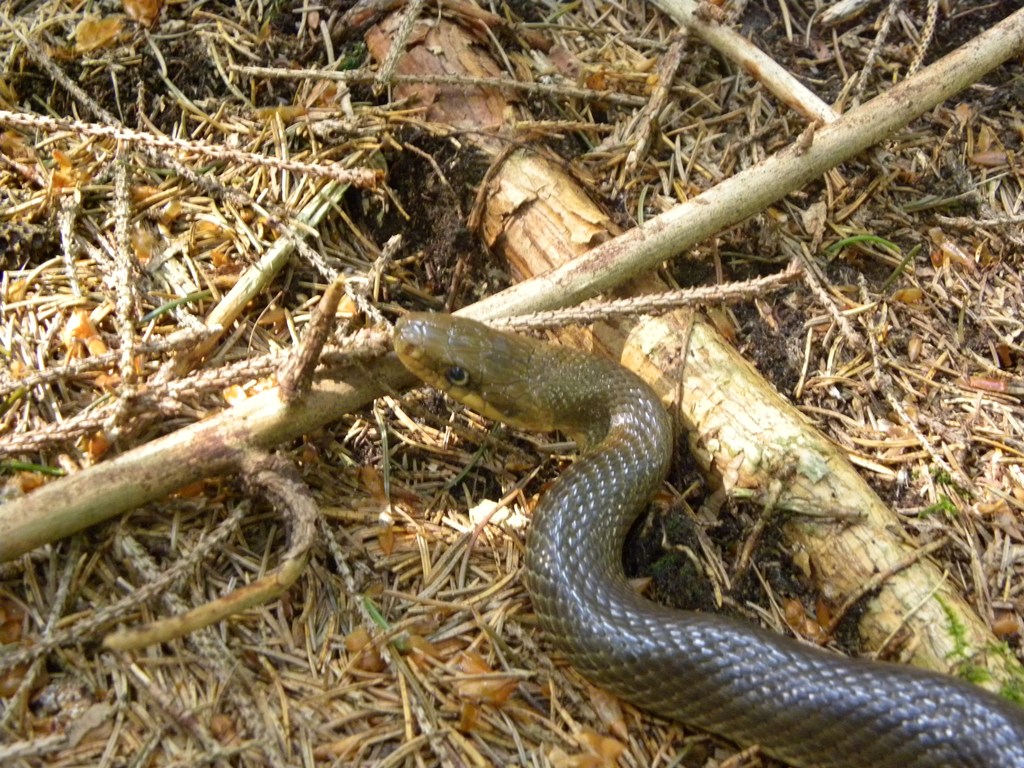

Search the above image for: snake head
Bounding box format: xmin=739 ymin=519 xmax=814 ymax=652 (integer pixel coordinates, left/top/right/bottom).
xmin=394 ymin=313 xmax=561 ymax=432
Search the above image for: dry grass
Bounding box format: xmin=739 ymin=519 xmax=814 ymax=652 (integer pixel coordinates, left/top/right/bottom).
xmin=2 ymin=1 xmax=1024 ymax=767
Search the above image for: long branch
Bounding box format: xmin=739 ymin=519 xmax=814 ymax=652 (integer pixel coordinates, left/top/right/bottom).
xmin=461 ymin=7 xmax=1024 ymax=323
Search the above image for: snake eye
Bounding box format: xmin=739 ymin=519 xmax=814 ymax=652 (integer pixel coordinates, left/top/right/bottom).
xmin=445 ymin=365 xmax=470 ymax=386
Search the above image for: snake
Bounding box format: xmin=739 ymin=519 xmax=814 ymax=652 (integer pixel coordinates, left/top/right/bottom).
xmin=393 ymin=312 xmax=1024 ymax=768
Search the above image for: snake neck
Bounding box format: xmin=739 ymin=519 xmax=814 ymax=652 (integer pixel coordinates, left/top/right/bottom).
xmin=524 ymin=372 xmax=674 ymax=660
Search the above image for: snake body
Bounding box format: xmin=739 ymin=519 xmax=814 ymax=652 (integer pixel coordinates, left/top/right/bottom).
xmin=393 ymin=312 xmax=1024 ymax=768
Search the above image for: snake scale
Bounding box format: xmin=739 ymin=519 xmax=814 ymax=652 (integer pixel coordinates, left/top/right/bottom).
xmin=393 ymin=312 xmax=1024 ymax=768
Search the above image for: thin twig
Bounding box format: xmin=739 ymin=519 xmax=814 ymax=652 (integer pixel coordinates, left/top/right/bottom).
xmin=495 ymin=263 xmax=802 ymax=331
xmin=0 ymin=111 xmax=382 ymax=188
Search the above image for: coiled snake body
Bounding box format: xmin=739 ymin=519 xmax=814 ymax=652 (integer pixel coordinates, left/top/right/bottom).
xmin=393 ymin=313 xmax=1024 ymax=768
